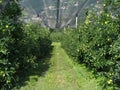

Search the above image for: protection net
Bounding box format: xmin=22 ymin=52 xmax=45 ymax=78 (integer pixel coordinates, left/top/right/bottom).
xmin=0 ymin=0 xmax=9 ymax=13
xmin=20 ymin=0 xmax=100 ymax=29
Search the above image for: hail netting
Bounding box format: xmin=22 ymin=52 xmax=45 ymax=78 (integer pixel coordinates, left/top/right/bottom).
xmin=20 ymin=0 xmax=99 ymax=29
xmin=0 ymin=0 xmax=11 ymax=14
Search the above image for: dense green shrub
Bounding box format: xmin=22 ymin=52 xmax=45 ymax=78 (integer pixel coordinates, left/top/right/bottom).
xmin=78 ymin=0 xmax=120 ymax=89
xmin=60 ymin=0 xmax=120 ymax=89
xmin=24 ymin=23 xmax=52 ymax=59
xmin=60 ymin=29 xmax=79 ymax=60
xmin=0 ymin=1 xmax=24 ymax=89
xmin=50 ymin=30 xmax=64 ymax=42
xmin=0 ymin=1 xmax=52 ymax=89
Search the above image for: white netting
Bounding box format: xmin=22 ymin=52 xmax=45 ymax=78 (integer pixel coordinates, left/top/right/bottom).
xmin=0 ymin=0 xmax=9 ymax=13
xmin=20 ymin=0 xmax=100 ymax=29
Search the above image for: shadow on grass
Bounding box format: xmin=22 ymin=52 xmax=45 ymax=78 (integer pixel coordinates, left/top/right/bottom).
xmin=14 ymin=46 xmax=54 ymax=90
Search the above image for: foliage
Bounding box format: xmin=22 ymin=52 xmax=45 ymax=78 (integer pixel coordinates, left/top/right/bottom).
xmin=0 ymin=1 xmax=24 ymax=89
xmin=50 ymin=30 xmax=64 ymax=42
xmin=60 ymin=0 xmax=120 ymax=89
xmin=50 ymin=29 xmax=79 ymax=61
xmin=60 ymin=29 xmax=79 ymax=60
xmin=0 ymin=1 xmax=52 ymax=89
xmin=24 ymin=23 xmax=52 ymax=59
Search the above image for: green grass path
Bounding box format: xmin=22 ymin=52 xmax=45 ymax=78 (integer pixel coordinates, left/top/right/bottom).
xmin=19 ymin=42 xmax=102 ymax=90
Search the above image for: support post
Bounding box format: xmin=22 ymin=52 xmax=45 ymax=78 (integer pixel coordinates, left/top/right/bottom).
xmin=56 ymin=0 xmax=60 ymax=28
xmin=75 ymin=13 xmax=78 ymax=29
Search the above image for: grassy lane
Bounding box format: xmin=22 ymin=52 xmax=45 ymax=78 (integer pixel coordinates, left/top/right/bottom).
xmin=19 ymin=42 xmax=102 ymax=90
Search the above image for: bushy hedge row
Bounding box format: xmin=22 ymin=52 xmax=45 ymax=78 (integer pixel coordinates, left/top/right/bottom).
xmin=0 ymin=1 xmax=52 ymax=89
xmin=61 ymin=0 xmax=120 ymax=89
xmin=24 ymin=23 xmax=52 ymax=59
xmin=50 ymin=29 xmax=79 ymax=61
xmin=50 ymin=30 xmax=64 ymax=42
xmin=60 ymin=29 xmax=79 ymax=60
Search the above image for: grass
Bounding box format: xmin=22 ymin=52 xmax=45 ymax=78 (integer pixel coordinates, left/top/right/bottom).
xmin=18 ymin=42 xmax=102 ymax=90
